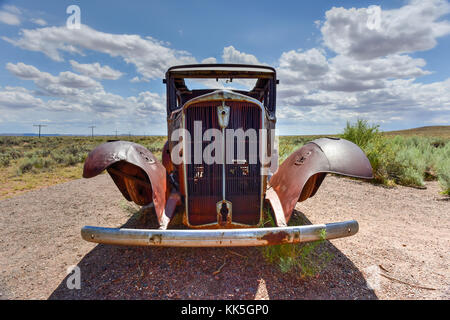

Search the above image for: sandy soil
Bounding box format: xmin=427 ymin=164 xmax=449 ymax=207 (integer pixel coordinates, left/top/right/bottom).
xmin=0 ymin=174 xmax=448 ymax=300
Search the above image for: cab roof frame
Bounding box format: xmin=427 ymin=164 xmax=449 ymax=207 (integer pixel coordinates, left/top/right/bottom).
xmin=164 ymin=64 xmax=278 ymax=116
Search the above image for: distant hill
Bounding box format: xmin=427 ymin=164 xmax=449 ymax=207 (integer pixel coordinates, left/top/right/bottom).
xmin=383 ymin=126 xmax=450 ymax=138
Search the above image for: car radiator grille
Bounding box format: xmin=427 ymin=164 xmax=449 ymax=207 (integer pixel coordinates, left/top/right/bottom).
xmin=185 ymin=101 xmax=262 ymax=226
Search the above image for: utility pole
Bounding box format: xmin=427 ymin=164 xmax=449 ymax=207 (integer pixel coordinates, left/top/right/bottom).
xmin=88 ymin=125 xmax=96 ymax=138
xmin=115 ymin=129 xmax=118 ymax=138
xmin=33 ymin=124 xmax=47 ymax=138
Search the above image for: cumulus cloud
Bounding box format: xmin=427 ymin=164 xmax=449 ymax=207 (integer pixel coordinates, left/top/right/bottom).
xmin=278 ymin=48 xmax=329 ymax=84
xmin=222 ymin=46 xmax=260 ymax=64
xmin=70 ymin=60 xmax=123 ymax=80
xmin=2 ymin=61 xmax=165 ymax=124
xmin=329 ymin=54 xmax=430 ymax=81
xmin=0 ymin=86 xmax=43 ymax=110
xmin=6 ymin=62 xmax=101 ymax=98
xmin=321 ymin=0 xmax=450 ymax=60
xmin=131 ymin=91 xmax=166 ymax=117
xmin=3 ymin=24 xmax=196 ymax=79
xmin=275 ymin=0 xmax=450 ymax=130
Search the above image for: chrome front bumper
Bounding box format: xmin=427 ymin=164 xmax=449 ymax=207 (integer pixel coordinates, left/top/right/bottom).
xmin=81 ymin=220 xmax=358 ymax=247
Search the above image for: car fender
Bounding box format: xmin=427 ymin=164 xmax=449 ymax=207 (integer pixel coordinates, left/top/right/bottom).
xmin=268 ymin=138 xmax=373 ymax=224
xmin=83 ymin=141 xmax=167 ymax=225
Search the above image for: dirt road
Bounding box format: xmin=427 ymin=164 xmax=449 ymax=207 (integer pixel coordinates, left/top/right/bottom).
xmin=0 ymin=174 xmax=448 ymax=299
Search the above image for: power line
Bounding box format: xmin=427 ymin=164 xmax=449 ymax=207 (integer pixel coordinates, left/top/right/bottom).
xmin=88 ymin=126 xmax=96 ymax=138
xmin=33 ymin=124 xmax=47 ymax=138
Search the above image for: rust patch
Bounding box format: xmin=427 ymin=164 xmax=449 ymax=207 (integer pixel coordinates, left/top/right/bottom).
xmin=260 ymin=231 xmax=290 ymax=245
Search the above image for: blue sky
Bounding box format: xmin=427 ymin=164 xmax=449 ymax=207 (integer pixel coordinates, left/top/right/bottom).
xmin=0 ymin=0 xmax=449 ymax=135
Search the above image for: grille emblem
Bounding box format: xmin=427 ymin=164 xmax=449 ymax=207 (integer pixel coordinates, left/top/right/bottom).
xmin=217 ymin=102 xmax=230 ymax=128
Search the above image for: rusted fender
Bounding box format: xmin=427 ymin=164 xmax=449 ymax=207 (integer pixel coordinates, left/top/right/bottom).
xmin=268 ymin=138 xmax=373 ymax=225
xmin=83 ymin=141 xmax=167 ymax=225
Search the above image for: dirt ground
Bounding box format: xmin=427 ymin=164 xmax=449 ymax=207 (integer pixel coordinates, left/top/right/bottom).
xmin=0 ymin=174 xmax=448 ymax=300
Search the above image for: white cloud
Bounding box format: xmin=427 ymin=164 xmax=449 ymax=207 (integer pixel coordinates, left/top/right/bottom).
xmin=201 ymin=57 xmax=217 ymax=64
xmin=130 ymin=91 xmax=165 ymax=117
xmin=0 ymin=86 xmax=42 ymax=110
xmin=130 ymin=76 xmax=150 ymax=83
xmin=0 ymin=10 xmax=21 ymax=25
xmin=278 ymin=48 xmax=329 ymax=84
xmin=2 ymin=62 xmax=165 ymax=123
xmin=30 ymin=18 xmax=47 ymax=26
xmin=329 ymin=54 xmax=430 ymax=81
xmin=3 ymin=24 xmax=196 ymax=79
xmin=222 ymin=46 xmax=260 ymax=64
xmin=5 ymin=62 xmax=43 ymax=80
xmin=70 ymin=60 xmax=123 ymax=80
xmin=273 ymin=0 xmax=450 ymax=131
xmin=6 ymin=62 xmax=101 ymax=98
xmin=321 ymin=0 xmax=450 ymax=60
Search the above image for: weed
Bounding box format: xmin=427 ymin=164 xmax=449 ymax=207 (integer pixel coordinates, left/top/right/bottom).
xmin=260 ymin=207 xmax=334 ymax=277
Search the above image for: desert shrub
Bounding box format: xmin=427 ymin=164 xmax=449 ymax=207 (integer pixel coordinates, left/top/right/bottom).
xmin=145 ymin=140 xmax=165 ymax=153
xmin=16 ymin=155 xmax=56 ymax=175
xmin=34 ymin=149 xmax=51 ymax=158
xmin=51 ymin=151 xmax=84 ymax=166
xmin=17 ymin=157 xmax=36 ymax=174
xmin=0 ymin=156 xmax=10 ymax=167
xmin=391 ymin=145 xmax=427 ymax=187
xmin=0 ymin=136 xmax=22 ymax=146
xmin=64 ymin=154 xmax=78 ymax=166
xmin=51 ymin=151 xmax=66 ymax=164
xmin=3 ymin=149 xmax=22 ymax=160
xmin=0 ymin=148 xmax=24 ymax=167
xmin=341 ymin=119 xmax=381 ymax=149
xmin=259 ymin=210 xmax=333 ymax=277
xmin=434 ymin=143 xmax=450 ymax=195
xmin=278 ymin=136 xmax=309 ymax=163
xmin=340 ymin=120 xmax=395 ymax=184
xmin=338 ymin=120 xmax=450 ymax=192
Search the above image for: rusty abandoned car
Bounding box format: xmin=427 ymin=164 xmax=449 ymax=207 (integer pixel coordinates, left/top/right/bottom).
xmin=81 ymin=64 xmax=373 ymax=247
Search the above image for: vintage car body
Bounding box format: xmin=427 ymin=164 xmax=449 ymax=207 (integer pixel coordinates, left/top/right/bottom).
xmin=81 ymin=64 xmax=373 ymax=247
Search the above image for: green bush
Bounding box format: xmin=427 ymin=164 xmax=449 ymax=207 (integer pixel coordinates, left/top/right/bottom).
xmin=340 ymin=119 xmax=394 ymax=184
xmin=16 ymin=156 xmax=55 ymax=175
xmin=0 ymin=156 xmax=10 ymax=167
xmin=434 ymin=143 xmax=450 ymax=194
xmin=341 ymin=119 xmax=381 ymax=149
xmin=17 ymin=157 xmax=36 ymax=174
xmin=339 ymin=120 xmax=449 ymax=193
xmin=259 ymin=211 xmax=333 ymax=277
